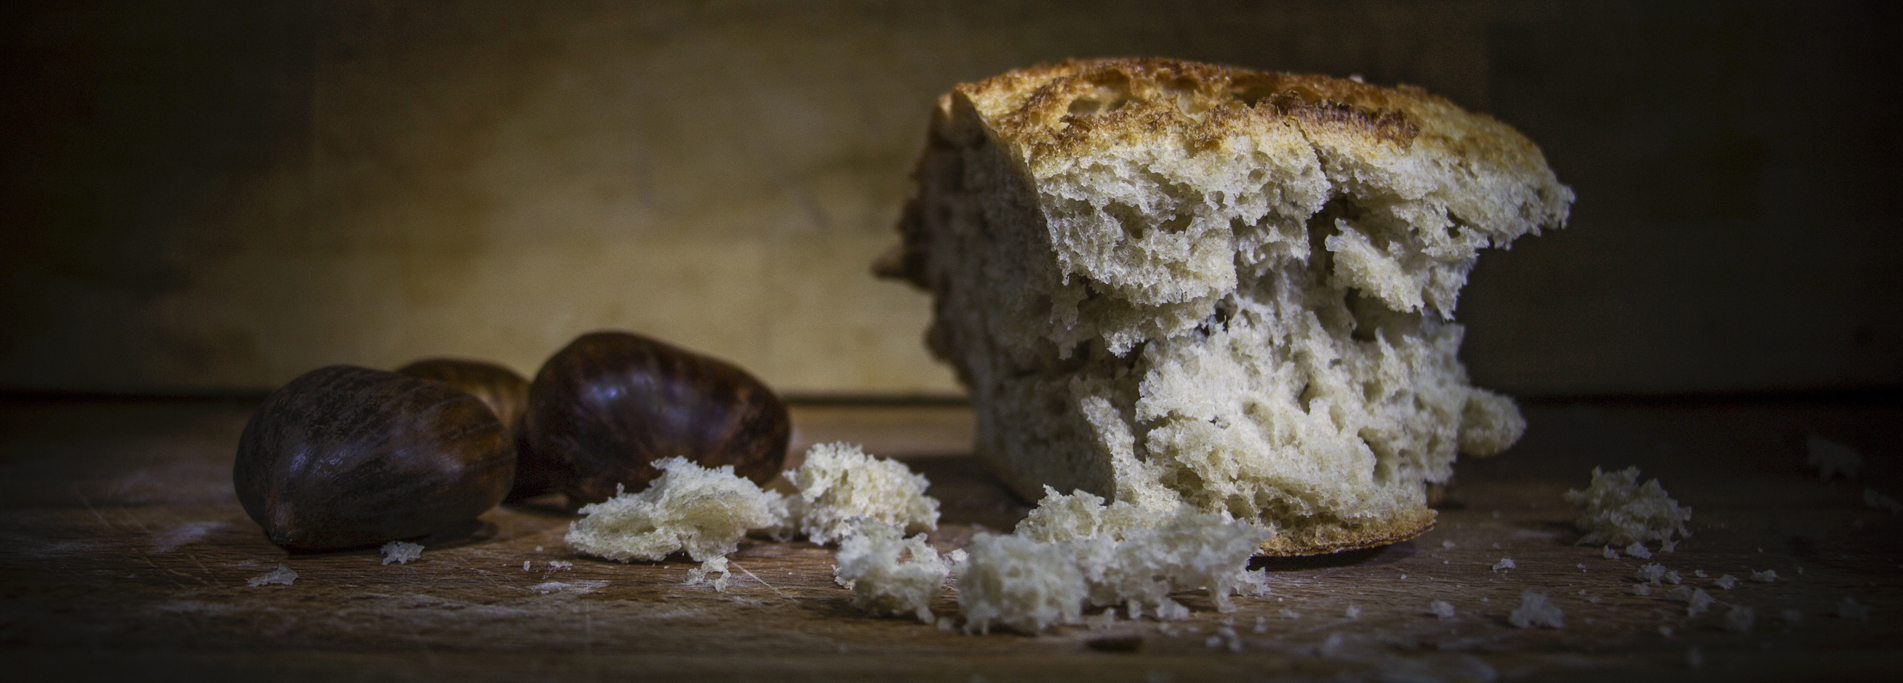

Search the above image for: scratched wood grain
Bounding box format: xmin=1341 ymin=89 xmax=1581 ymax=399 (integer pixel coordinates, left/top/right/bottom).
xmin=1 ymin=398 xmax=1899 ymax=682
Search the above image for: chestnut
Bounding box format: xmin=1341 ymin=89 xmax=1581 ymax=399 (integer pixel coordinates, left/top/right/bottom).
xmin=233 ymin=365 xmax=515 ymax=550
xmin=394 ymin=357 xmax=530 ymax=429
xmin=394 ymin=357 xmax=546 ymax=499
xmin=523 ymin=331 xmax=789 ymax=504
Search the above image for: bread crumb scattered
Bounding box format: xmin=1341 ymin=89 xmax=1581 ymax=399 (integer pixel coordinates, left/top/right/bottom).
xmin=1602 ymin=546 xmax=1619 ymax=560
xmin=1624 ymin=542 xmax=1652 ymax=559
xmin=1508 ymin=590 xmax=1564 ymax=629
xmin=1441 ymin=540 xmax=1456 ymax=550
xmin=1633 ymin=584 xmax=1653 ymax=597
xmin=1666 ymin=570 xmax=1683 ymax=585
xmin=1493 ymin=558 xmax=1516 ymax=572
xmin=1344 ymin=605 xmax=1362 ymax=619
xmin=530 ymin=580 xmax=606 ymax=595
xmin=547 ymin=560 xmax=572 ymax=570
xmin=1636 ymin=563 xmax=1667 ymax=584
xmin=1865 ymin=488 xmax=1902 ymax=514
xmin=1430 ymin=600 xmax=1456 ymax=620
xmin=1563 ymin=467 xmax=1692 ymax=547
xmin=1750 ymin=569 xmax=1778 ymax=583
xmin=522 ymin=560 xmax=531 ymax=571
xmin=1714 ymin=574 xmax=1739 ymax=590
xmin=833 ymin=518 xmax=950 ymax=624
xmin=786 ymin=442 xmax=941 ymax=545
xmin=1670 ymin=588 xmax=1714 ymax=616
xmin=246 ymin=564 xmax=297 ymax=587
xmin=1280 ymin=608 xmax=1301 ymax=620
xmin=379 ymin=541 xmax=423 ymax=565
xmin=1838 ymin=597 xmax=1870 ymax=620
xmin=1694 ymin=569 xmax=1706 ymax=578
xmin=1807 ymin=435 xmax=1862 ymax=480
xmin=565 ymin=457 xmax=788 ymax=591
xmin=1724 ymin=605 xmax=1755 ymax=632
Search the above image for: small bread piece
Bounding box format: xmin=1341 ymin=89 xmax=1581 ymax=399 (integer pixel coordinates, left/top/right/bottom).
xmin=565 ymin=457 xmax=788 ymax=590
xmin=878 ymin=58 xmax=1571 ymax=554
xmin=832 ymin=518 xmax=952 ymax=623
xmin=956 ymin=488 xmax=1270 ymax=633
xmin=787 ymin=442 xmax=941 ymax=545
xmin=1562 ymin=466 xmax=1691 ymax=548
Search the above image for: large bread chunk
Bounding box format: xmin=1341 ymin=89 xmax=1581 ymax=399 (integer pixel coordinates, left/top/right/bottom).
xmin=877 ymin=58 xmax=1572 ymax=555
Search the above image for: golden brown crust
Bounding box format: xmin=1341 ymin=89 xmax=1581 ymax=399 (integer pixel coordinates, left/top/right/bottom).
xmin=950 ymin=57 xmax=1553 ymax=184
xmin=1256 ymin=507 xmax=1438 ymax=557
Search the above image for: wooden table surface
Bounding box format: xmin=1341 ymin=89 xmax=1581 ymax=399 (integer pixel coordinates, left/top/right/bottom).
xmin=1 ymin=395 xmax=1898 ymax=682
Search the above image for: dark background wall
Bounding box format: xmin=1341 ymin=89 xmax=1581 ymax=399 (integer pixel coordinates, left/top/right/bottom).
xmin=2 ymin=0 xmax=1897 ymax=397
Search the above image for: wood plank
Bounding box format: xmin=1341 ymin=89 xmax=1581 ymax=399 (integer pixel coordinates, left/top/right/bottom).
xmin=1 ymin=398 xmax=1898 ymax=681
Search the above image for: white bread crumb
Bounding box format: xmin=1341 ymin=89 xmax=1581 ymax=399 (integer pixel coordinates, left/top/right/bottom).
xmin=1601 ymin=546 xmax=1619 ymax=560
xmin=954 ymin=489 xmax=1271 ymax=633
xmin=1724 ymin=605 xmax=1755 ymax=632
xmin=564 ymin=457 xmax=788 ymax=591
xmin=246 ymin=564 xmax=297 ymax=587
xmin=1493 ymin=558 xmax=1515 ymax=572
xmin=1838 ymin=597 xmax=1870 ymax=620
xmin=1807 ymin=435 xmax=1862 ymax=480
xmin=832 ymin=518 xmax=950 ymax=624
xmin=1713 ymin=574 xmax=1739 ymax=590
xmin=1430 ymin=600 xmax=1456 ymax=620
xmin=1865 ymin=488 xmax=1902 ymax=513
xmin=379 ymin=541 xmax=423 ymax=565
xmin=787 ymin=442 xmax=941 ymax=545
xmin=1750 ymin=569 xmax=1778 ymax=583
xmin=1633 ymin=584 xmax=1652 ymax=597
xmin=1686 ymin=588 xmax=1714 ymax=616
xmin=955 ymin=533 xmax=1087 ymax=634
xmin=1344 ymin=605 xmax=1362 ymax=619
xmin=1508 ymin=590 xmax=1564 ymax=628
xmin=1636 ymin=563 xmax=1667 ymax=584
xmin=1563 ymin=467 xmax=1692 ymax=547
xmin=1624 ymin=542 xmax=1652 ymax=559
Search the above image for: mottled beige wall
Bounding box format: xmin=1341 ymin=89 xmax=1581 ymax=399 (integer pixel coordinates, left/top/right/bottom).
xmin=2 ymin=1 xmax=1899 ymax=396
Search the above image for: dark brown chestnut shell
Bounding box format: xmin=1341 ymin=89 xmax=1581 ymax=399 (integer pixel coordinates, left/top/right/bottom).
xmin=524 ymin=331 xmax=790 ymax=504
xmin=394 ymin=357 xmax=545 ymax=500
xmin=234 ymin=365 xmax=515 ymax=551
xmin=395 ymin=357 xmax=530 ymax=429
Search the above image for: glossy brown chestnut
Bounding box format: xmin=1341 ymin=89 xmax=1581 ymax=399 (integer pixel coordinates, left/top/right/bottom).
xmin=234 ymin=365 xmax=516 ymax=550
xmin=394 ymin=357 xmax=546 ymax=499
xmin=524 ymin=331 xmax=790 ymax=504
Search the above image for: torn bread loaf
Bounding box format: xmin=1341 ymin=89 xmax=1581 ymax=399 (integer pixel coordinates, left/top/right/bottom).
xmin=877 ymin=58 xmax=1571 ymax=554
xmin=565 ymin=457 xmax=788 ymax=590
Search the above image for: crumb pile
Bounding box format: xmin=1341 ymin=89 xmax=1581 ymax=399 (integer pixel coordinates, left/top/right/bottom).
xmin=955 ymin=488 xmax=1272 ymax=633
xmin=832 ymin=518 xmax=953 ymax=624
xmin=786 ymin=442 xmax=940 ymax=545
xmin=565 ymin=457 xmax=789 ymax=590
xmin=1563 ymin=466 xmax=1691 ymax=550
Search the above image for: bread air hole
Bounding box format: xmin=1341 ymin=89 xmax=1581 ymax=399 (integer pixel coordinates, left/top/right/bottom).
xmin=1067 ymin=93 xmax=1133 ymax=116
